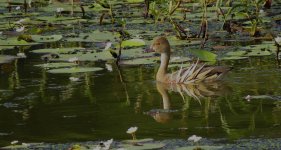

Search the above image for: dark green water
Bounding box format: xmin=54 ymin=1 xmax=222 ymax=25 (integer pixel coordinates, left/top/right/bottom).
xmin=1 ymin=54 xmax=281 ymax=146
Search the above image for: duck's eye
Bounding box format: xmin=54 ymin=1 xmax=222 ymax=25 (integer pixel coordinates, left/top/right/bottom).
xmin=155 ymin=42 xmax=160 ymax=45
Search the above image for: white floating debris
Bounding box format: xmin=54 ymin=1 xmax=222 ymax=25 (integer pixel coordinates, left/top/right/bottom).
xmin=126 ymin=127 xmax=138 ymax=134
xmin=275 ymin=36 xmax=281 ymax=44
xmin=105 ymin=64 xmax=113 ymax=72
xmin=16 ymin=26 xmax=25 ymax=32
xmin=11 ymin=140 xmax=19 ymax=145
xmin=68 ymin=57 xmax=79 ymax=63
xmin=15 ymin=6 xmax=21 ymax=10
xmin=188 ymin=135 xmax=202 ymax=143
xmin=69 ymin=77 xmax=79 ymax=82
xmin=56 ymin=7 xmax=64 ymax=13
xmin=104 ymin=42 xmax=112 ymax=51
xmin=93 ymin=139 xmax=113 ymax=150
xmin=245 ymin=95 xmax=251 ymax=101
xmin=17 ymin=53 xmax=27 ymax=58
xmin=15 ymin=19 xmax=26 ymax=24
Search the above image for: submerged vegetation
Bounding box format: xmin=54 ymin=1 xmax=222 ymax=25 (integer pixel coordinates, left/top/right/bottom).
xmin=0 ymin=0 xmax=281 ymax=149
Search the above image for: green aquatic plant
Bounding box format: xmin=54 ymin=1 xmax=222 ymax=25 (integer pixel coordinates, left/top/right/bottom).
xmin=275 ymin=36 xmax=281 ymax=65
xmin=149 ymin=0 xmax=187 ymax=39
xmin=223 ymin=0 xmax=266 ymax=36
xmin=90 ymin=0 xmax=115 ymax=25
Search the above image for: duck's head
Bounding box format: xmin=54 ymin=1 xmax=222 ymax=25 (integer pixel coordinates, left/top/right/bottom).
xmin=150 ymin=36 xmax=170 ymax=54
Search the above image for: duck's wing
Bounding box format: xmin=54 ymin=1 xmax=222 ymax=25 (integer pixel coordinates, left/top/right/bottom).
xmin=170 ymin=61 xmax=212 ymax=83
xmin=170 ymin=63 xmax=231 ymax=83
xmin=201 ymin=66 xmax=232 ymax=81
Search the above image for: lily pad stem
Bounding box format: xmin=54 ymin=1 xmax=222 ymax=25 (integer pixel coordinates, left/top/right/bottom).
xmin=71 ymin=0 xmax=74 ymax=16
xmin=24 ymin=0 xmax=27 ymax=14
xmin=144 ymin=0 xmax=150 ymax=18
xmin=80 ymin=5 xmax=85 ymax=18
xmin=116 ymin=39 xmax=122 ymax=66
xmin=132 ymin=133 xmax=137 ymax=140
xmin=276 ymin=42 xmax=280 ymax=66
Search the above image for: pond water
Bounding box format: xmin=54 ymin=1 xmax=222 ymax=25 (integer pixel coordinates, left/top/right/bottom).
xmin=1 ymin=53 xmax=281 ymax=146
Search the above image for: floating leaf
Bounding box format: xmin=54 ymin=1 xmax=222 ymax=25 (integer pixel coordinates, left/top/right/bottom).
xmin=121 ymin=57 xmax=158 ymax=65
xmin=55 ymin=50 xmax=113 ymax=62
xmin=122 ymin=138 xmax=154 ymax=144
xmin=127 ymin=0 xmax=144 ymax=3
xmin=176 ymin=146 xmax=224 ymax=150
xmin=31 ymin=47 xmax=85 ymax=54
xmin=91 ymin=30 xmax=118 ymax=42
xmin=31 ymin=35 xmax=62 ymax=43
xmin=65 ymin=33 xmax=94 ymax=42
xmin=36 ymin=16 xmax=82 ymax=22
xmin=111 ymin=47 xmax=154 ymax=59
xmin=47 ymin=67 xmax=103 ymax=74
xmin=226 ymin=51 xmax=247 ymax=56
xmin=0 ymin=38 xmax=38 ymax=46
xmin=34 ymin=63 xmax=78 ymax=68
xmin=245 ymin=50 xmax=271 ymax=56
xmin=0 ymin=55 xmax=17 ymax=64
xmin=122 ymin=143 xmax=165 ymax=150
xmin=220 ymin=56 xmax=248 ymax=60
xmin=121 ymin=56 xmax=191 ymax=65
xmin=189 ymin=49 xmax=217 ymax=61
xmin=121 ymin=39 xmax=146 ymax=48
xmin=89 ymin=3 xmax=109 ymax=12
xmin=0 ymin=46 xmax=14 ymax=51
xmin=1 ymin=144 xmax=28 ymax=149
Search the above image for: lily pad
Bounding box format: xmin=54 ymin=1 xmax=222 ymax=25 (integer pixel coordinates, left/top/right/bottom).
xmin=121 ymin=57 xmax=158 ymax=65
xmin=65 ymin=33 xmax=94 ymax=42
xmin=122 ymin=143 xmax=165 ymax=150
xmin=121 ymin=39 xmax=146 ymax=48
xmin=0 ymin=38 xmax=38 ymax=46
xmin=34 ymin=63 xmax=78 ymax=68
xmin=127 ymin=0 xmax=144 ymax=3
xmin=226 ymin=51 xmax=247 ymax=56
xmin=41 ymin=3 xmax=90 ymax=12
xmin=89 ymin=3 xmax=110 ymax=12
xmin=55 ymin=50 xmax=113 ymax=62
xmin=91 ymin=30 xmax=118 ymax=42
xmin=47 ymin=67 xmax=103 ymax=74
xmin=122 ymin=138 xmax=154 ymax=144
xmin=245 ymin=50 xmax=272 ymax=57
xmin=31 ymin=35 xmax=62 ymax=43
xmin=0 ymin=55 xmax=17 ymax=64
xmin=220 ymin=56 xmax=248 ymax=60
xmin=188 ymin=49 xmax=217 ymax=62
xmin=36 ymin=16 xmax=81 ymax=22
xmin=176 ymin=145 xmax=224 ymax=150
xmin=0 ymin=46 xmax=14 ymax=51
xmin=111 ymin=47 xmax=154 ymax=59
xmin=1 ymin=145 xmax=28 ymax=149
xmin=31 ymin=47 xmax=85 ymax=54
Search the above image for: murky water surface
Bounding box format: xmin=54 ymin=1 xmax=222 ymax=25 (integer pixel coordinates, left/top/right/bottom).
xmin=1 ymin=54 xmax=281 ymax=146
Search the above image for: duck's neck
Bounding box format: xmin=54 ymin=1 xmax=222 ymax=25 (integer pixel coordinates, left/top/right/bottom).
xmin=157 ymin=52 xmax=170 ymax=82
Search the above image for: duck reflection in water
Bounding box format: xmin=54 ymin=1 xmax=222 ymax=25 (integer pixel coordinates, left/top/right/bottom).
xmin=146 ymin=81 xmax=231 ymax=123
